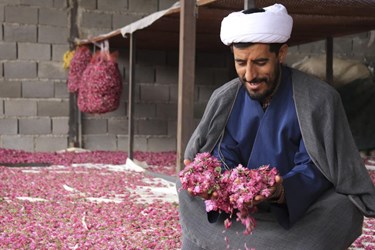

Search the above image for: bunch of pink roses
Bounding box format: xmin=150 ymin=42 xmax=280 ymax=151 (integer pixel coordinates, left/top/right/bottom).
xmin=179 ymin=152 xmax=278 ymax=235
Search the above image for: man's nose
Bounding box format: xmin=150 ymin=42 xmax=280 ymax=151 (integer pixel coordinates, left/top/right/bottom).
xmin=245 ymin=64 xmax=256 ymax=82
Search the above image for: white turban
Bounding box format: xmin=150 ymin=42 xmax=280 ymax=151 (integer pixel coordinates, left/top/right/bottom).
xmin=220 ymin=4 xmax=293 ymax=45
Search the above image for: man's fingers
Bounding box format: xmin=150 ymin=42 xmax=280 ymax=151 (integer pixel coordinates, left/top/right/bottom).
xmin=183 ymin=159 xmax=191 ymax=166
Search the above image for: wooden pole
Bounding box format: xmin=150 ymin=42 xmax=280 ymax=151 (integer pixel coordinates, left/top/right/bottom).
xmin=177 ymin=0 xmax=196 ymax=172
xmin=326 ymin=36 xmax=333 ymax=85
xmin=244 ymin=0 xmax=255 ymax=9
xmin=128 ymin=33 xmax=136 ymax=160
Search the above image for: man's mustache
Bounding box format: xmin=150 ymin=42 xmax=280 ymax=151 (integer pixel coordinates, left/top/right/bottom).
xmin=243 ymin=77 xmax=268 ymax=84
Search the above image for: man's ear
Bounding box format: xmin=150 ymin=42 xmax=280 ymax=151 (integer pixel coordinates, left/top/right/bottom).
xmin=278 ymin=44 xmax=288 ymax=64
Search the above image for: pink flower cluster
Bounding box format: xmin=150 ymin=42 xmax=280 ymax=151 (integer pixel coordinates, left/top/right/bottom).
xmin=77 ymin=50 xmax=122 ymax=114
xmin=0 ymin=148 xmax=177 ymax=176
xmin=179 ymin=152 xmax=278 ymax=235
xmin=0 ymin=165 xmax=181 ymax=249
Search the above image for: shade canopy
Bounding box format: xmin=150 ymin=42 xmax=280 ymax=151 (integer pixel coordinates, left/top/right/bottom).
xmin=76 ymin=0 xmax=375 ymax=50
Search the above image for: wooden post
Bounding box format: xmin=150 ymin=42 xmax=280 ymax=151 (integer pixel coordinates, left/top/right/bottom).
xmin=177 ymin=0 xmax=196 ymax=172
xmin=68 ymin=0 xmax=80 ymax=148
xmin=128 ymin=33 xmax=136 ymax=160
xmin=326 ymin=36 xmax=333 ymax=85
xmin=244 ymin=0 xmax=255 ymax=9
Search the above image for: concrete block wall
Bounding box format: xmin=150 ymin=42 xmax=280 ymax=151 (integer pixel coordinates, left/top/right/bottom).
xmin=0 ymin=0 xmax=69 ymax=152
xmin=0 ymin=0 xmax=373 ymax=153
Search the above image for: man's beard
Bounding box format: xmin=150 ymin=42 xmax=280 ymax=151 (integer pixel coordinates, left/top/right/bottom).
xmin=240 ymin=64 xmax=280 ymax=102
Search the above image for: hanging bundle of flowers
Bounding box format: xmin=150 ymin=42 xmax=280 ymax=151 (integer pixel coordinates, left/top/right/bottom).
xmin=78 ymin=41 xmax=122 ymax=114
xmin=179 ymin=152 xmax=278 ymax=235
xmin=67 ymin=46 xmax=92 ymax=93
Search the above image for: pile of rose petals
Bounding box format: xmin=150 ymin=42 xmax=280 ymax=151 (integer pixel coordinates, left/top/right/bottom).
xmin=350 ymin=159 xmax=375 ymax=250
xmin=0 ymin=148 xmax=177 ymax=176
xmin=0 ymin=149 xmax=374 ymax=249
xmin=0 ymin=163 xmax=180 ymax=249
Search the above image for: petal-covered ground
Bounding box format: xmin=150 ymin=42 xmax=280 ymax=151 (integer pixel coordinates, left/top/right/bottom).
xmin=0 ymin=148 xmax=374 ymax=249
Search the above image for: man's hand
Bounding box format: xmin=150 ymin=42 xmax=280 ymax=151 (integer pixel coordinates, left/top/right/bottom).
xmin=250 ymin=175 xmax=285 ymax=206
xmin=184 ymin=159 xmax=217 ymax=200
xmin=259 ymin=175 xmax=284 ymax=204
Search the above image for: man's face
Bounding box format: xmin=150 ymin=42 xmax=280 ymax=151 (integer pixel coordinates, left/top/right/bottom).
xmin=233 ymin=43 xmax=288 ymax=101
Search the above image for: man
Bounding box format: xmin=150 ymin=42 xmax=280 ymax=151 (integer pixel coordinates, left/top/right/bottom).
xmin=177 ymin=4 xmax=375 ymax=250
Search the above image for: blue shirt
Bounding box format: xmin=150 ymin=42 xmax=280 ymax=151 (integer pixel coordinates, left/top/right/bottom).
xmin=212 ymin=67 xmax=332 ymax=228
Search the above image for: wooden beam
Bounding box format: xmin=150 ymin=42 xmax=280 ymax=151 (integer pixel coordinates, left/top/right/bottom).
xmin=128 ymin=33 xmax=136 ymax=159
xmin=326 ymin=36 xmax=333 ymax=85
xmin=177 ymin=0 xmax=196 ymax=172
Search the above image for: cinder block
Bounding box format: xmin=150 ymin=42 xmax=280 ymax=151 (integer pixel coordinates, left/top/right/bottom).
xmin=108 ymin=118 xmax=128 ymax=134
xmin=148 ymin=136 xmax=176 ymax=152
xmin=4 ymin=61 xmax=37 ymax=79
xmin=52 ymin=44 xmax=69 ymax=61
xmin=159 ymin=0 xmax=177 ymax=10
xmin=0 ymin=118 xmax=18 ymax=134
xmin=0 ymin=100 xmax=3 ymax=115
xmin=53 ymin=0 xmax=68 ymax=8
xmin=136 ymin=118 xmax=167 ymax=135
xmin=54 ymin=81 xmax=69 ymax=98
xmin=169 ymin=85 xmax=178 ymax=103
xmin=79 ymin=27 xmax=113 ymax=39
xmin=198 ymin=85 xmax=216 ymax=103
xmin=18 ymin=43 xmax=51 ymax=60
xmin=196 ymin=52 xmax=227 ymax=68
xmin=353 ymin=33 xmax=375 ymax=57
xmin=93 ymin=100 xmax=126 ymax=118
xmin=38 ymin=25 xmax=68 ymax=44
xmin=20 ymin=0 xmax=54 ymax=7
xmin=155 ymin=66 xmax=178 ymax=84
xmin=98 ymin=0 xmax=127 ymax=11
xmin=0 ymin=80 xmax=22 ymax=98
xmin=298 ymin=40 xmax=326 ymax=54
xmin=117 ymin=135 xmax=148 ymax=152
xmin=5 ymin=6 xmax=38 ymax=24
xmin=137 ymin=50 xmax=167 ymax=66
xmin=3 ymin=23 xmax=37 ymax=43
xmin=194 ymin=103 xmax=206 ymax=119
xmin=37 ymin=100 xmax=69 ymax=116
xmin=213 ymin=68 xmax=231 ymax=85
xmin=39 ymin=8 xmax=68 ymax=27
xmin=334 ymin=36 xmax=353 ymax=55
xmin=113 ymin=13 xmax=141 ymax=29
xmin=82 ymin=118 xmax=108 ymax=134
xmin=0 ymin=42 xmax=17 ymax=60
xmin=134 ymin=103 xmax=156 ymax=118
xmin=156 ymin=103 xmax=177 ymax=118
xmin=52 ymin=117 xmax=69 ymax=134
xmin=128 ymin=0 xmax=158 ymax=13
xmin=196 ymin=67 xmax=214 ymax=85
xmin=35 ymin=135 xmax=68 ymax=152
xmin=81 ymin=11 xmax=112 ymax=29
xmin=1 ymin=135 xmax=34 ymax=151
xmin=167 ymin=120 xmax=177 ymax=136
xmin=78 ymin=0 xmax=97 ymax=9
xmin=22 ymin=80 xmax=54 ymax=98
xmin=166 ymin=50 xmax=179 ymax=66
xmin=0 ymin=5 xmax=4 ymax=22
xmin=4 ymin=99 xmax=38 ymax=116
xmin=19 ymin=117 xmax=51 ymax=134
xmin=83 ymin=134 xmax=117 ymax=151
xmin=38 ymin=61 xmax=67 ymax=79
xmin=140 ymin=84 xmax=169 ymax=102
